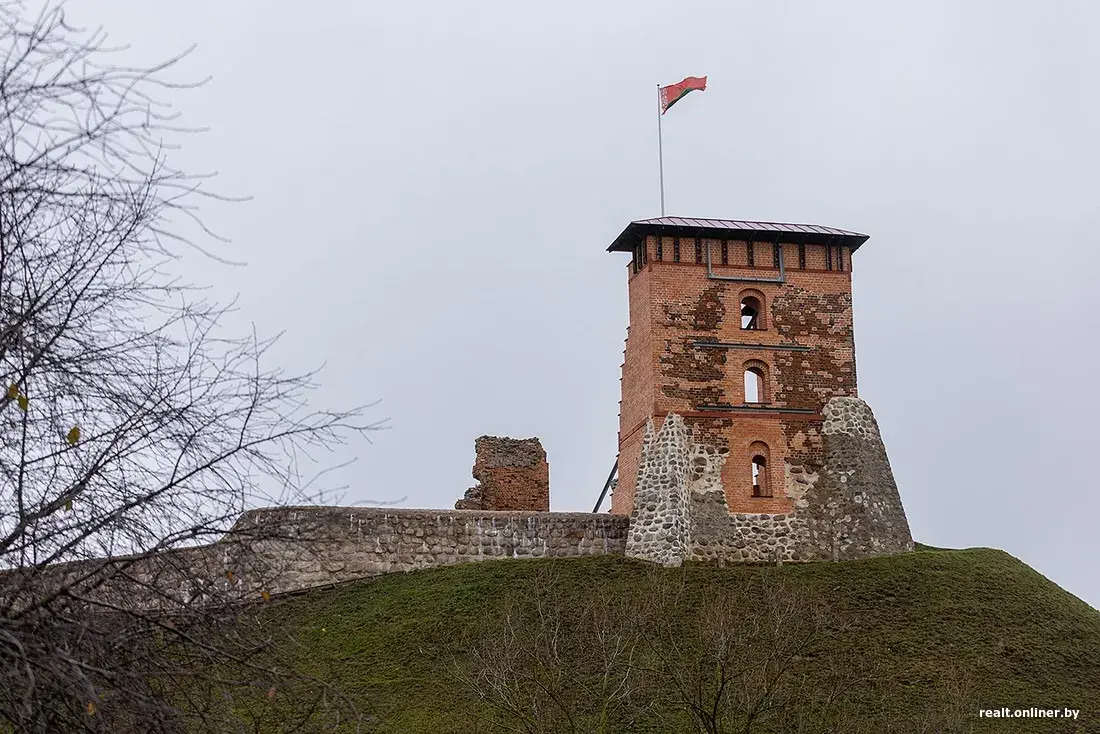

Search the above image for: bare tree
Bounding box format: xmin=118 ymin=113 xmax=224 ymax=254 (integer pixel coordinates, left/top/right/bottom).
xmin=645 ymin=574 xmax=866 ymax=734
xmin=453 ymin=567 xmax=982 ymax=734
xmin=452 ymin=568 xmax=654 ymax=734
xmin=0 ymin=1 xmax=375 ymax=730
xmin=859 ymin=662 xmax=977 ymax=734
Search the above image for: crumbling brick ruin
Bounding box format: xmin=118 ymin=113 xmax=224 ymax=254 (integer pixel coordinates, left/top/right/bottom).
xmin=455 ymin=436 xmax=550 ymax=512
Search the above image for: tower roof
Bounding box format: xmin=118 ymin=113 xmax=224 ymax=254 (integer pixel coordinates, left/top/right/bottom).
xmin=607 ymin=216 xmax=870 ymax=253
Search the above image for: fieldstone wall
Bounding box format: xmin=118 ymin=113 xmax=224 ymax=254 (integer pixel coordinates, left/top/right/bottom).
xmin=0 ymin=534 xmax=263 ymax=614
xmin=798 ymin=397 xmax=915 ymax=560
xmin=455 ymin=436 xmax=550 ymax=511
xmin=625 ymin=416 xmax=693 ymax=566
xmin=235 ymin=507 xmax=624 ymax=593
xmin=627 ymin=398 xmax=913 ymax=566
xmin=3 ymin=508 xmax=629 ymax=610
xmin=689 ymin=488 xmax=812 ymax=564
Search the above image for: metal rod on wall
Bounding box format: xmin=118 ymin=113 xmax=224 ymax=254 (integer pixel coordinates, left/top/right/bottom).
xmin=592 ymin=461 xmax=618 ymax=513
xmin=657 ymin=83 xmax=665 ymax=216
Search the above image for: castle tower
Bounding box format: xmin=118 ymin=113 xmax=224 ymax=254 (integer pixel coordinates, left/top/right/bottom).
xmin=608 ymin=217 xmax=870 ymax=516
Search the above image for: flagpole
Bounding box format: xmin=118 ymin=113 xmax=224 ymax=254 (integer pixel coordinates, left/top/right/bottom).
xmin=656 ymin=82 xmax=665 ymax=216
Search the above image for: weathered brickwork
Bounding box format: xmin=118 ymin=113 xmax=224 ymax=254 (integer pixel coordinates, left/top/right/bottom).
xmin=614 ymin=264 xmax=656 ymax=514
xmin=608 ymin=219 xmax=912 ymax=566
xmin=612 ymin=231 xmax=859 ymax=516
xmin=455 ymin=436 xmax=550 ymax=511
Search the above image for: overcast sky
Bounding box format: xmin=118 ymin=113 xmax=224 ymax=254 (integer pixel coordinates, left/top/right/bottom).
xmin=66 ymin=0 xmax=1100 ymax=608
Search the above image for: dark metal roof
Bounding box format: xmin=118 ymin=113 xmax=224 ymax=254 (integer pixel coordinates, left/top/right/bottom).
xmin=607 ymin=216 xmax=870 ymax=253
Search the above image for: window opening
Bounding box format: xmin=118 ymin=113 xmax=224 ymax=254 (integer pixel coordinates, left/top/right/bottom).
xmin=740 ymin=296 xmax=761 ymax=330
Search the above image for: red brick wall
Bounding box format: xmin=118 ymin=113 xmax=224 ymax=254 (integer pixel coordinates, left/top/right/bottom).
xmin=613 ymin=234 xmax=858 ymax=515
xmin=611 ymin=421 xmax=647 ymax=515
xmin=456 ymin=437 xmax=550 ymax=512
xmin=611 ymin=261 xmax=656 ymax=515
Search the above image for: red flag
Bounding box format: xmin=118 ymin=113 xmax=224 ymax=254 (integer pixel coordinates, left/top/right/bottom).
xmin=659 ymin=76 xmax=707 ymax=114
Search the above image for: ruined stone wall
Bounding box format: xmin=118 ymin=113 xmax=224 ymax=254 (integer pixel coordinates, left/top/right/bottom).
xmin=797 ymin=398 xmax=915 ymax=560
xmin=455 ymin=437 xmax=550 ymax=511
xmin=2 ymin=509 xmax=628 ymax=609
xmin=690 ymin=489 xmax=811 ymax=564
xmin=628 ymin=400 xmax=912 ymax=567
xmin=232 ymin=507 xmax=624 ymax=593
xmin=624 ymin=415 xmax=693 ymax=566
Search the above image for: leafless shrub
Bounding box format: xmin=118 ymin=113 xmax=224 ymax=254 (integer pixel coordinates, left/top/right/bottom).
xmin=643 ymin=574 xmax=848 ymax=734
xmin=453 ymin=567 xmax=897 ymax=734
xmin=860 ymin=662 xmax=977 ymax=734
xmin=647 ymin=574 xmax=979 ymax=734
xmin=452 ymin=567 xmax=655 ymax=734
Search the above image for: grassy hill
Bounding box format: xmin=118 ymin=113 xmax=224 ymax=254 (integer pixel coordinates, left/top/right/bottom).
xmin=236 ymin=546 xmax=1100 ymax=733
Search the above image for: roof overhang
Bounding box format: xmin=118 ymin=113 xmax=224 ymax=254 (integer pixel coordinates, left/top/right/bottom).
xmin=607 ymin=217 xmax=870 ymax=254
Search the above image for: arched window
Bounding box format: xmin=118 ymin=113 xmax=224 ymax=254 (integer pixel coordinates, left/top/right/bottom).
xmin=751 ymin=455 xmax=770 ymax=497
xmin=741 ymin=297 xmax=760 ymax=329
xmin=749 ymin=441 xmax=771 ymax=498
xmin=739 ymin=290 xmax=766 ymax=330
xmin=742 ymin=360 xmax=769 ymax=404
xmin=744 ymin=368 xmax=763 ymax=403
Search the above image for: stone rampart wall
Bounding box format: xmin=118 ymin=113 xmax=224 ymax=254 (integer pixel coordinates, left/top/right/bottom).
xmin=1 ymin=509 xmax=629 ymax=609
xmin=231 ymin=507 xmax=627 ymax=594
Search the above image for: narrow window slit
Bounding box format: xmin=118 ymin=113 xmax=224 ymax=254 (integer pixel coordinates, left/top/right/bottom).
xmin=752 ymin=455 xmax=770 ymax=497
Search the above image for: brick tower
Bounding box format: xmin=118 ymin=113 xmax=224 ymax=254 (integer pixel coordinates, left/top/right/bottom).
xmin=609 ymin=217 xmax=870 ymax=517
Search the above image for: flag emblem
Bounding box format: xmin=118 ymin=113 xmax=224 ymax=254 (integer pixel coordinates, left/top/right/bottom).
xmin=659 ymin=76 xmax=707 ymax=114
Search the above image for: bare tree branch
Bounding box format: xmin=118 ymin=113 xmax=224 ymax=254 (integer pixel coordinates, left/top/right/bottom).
xmin=0 ymin=2 xmax=379 ymax=729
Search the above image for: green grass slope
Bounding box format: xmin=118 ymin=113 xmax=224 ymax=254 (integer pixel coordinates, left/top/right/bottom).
xmin=247 ymin=547 xmax=1100 ymax=733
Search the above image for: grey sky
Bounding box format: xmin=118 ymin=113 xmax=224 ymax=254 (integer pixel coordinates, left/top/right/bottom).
xmin=67 ymin=0 xmax=1100 ymax=608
